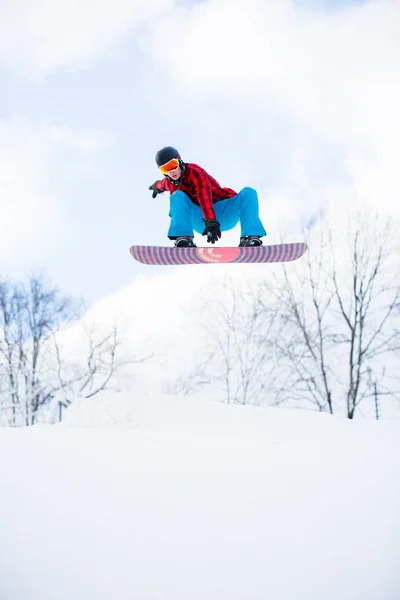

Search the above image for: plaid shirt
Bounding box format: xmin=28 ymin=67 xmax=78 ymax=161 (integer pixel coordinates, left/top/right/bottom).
xmin=155 ymin=162 xmax=237 ymax=220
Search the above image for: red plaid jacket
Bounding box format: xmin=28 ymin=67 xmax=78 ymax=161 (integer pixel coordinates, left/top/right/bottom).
xmin=155 ymin=162 xmax=236 ymax=220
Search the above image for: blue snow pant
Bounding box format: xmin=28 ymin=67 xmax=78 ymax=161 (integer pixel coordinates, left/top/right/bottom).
xmin=167 ymin=187 xmax=267 ymax=239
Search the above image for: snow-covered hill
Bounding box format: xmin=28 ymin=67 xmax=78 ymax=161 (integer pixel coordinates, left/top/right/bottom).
xmin=1 ymin=392 xmax=399 ymax=600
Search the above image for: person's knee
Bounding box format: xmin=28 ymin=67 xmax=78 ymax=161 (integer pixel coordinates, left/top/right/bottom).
xmin=241 ymin=186 xmax=257 ymax=196
xmin=239 ymin=187 xmax=258 ymax=204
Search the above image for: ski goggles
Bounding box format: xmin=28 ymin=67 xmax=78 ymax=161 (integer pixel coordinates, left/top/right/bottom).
xmin=159 ymin=158 xmax=180 ymax=175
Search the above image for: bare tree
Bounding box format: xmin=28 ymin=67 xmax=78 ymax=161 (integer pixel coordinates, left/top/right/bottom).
xmin=264 ymin=210 xmax=400 ymax=418
xmin=0 ymin=274 xmax=146 ymax=426
xmin=174 ymin=210 xmax=400 ymax=419
xmin=0 ymin=275 xmax=70 ymax=425
xmin=172 ymin=274 xmax=282 ymax=405
xmin=261 ymin=230 xmax=339 ymax=414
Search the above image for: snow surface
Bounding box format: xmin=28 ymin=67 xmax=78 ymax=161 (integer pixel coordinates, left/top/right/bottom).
xmin=1 ymin=392 xmax=399 ymax=600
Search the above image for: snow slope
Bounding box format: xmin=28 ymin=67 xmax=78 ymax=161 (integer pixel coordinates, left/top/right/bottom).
xmin=1 ymin=392 xmax=399 ymax=600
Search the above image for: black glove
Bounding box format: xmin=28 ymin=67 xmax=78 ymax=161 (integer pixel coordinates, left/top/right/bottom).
xmin=149 ymin=182 xmax=163 ymax=198
xmin=202 ymin=219 xmax=221 ymax=244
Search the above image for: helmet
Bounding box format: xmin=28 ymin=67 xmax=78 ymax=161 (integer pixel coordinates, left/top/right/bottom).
xmin=155 ymin=146 xmax=185 ymax=185
xmin=155 ymin=146 xmax=180 ymax=167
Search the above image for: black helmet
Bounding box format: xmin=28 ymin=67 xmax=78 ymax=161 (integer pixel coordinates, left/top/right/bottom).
xmin=155 ymin=146 xmax=180 ymax=167
xmin=155 ymin=146 xmax=185 ymax=185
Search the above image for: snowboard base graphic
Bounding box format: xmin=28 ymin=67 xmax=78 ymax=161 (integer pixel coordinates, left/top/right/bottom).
xmin=130 ymin=242 xmax=308 ymax=266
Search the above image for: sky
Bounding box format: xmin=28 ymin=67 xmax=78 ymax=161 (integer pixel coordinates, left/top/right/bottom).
xmin=1 ymin=391 xmax=399 ymax=599
xmin=1 ymin=0 xmax=399 ymax=307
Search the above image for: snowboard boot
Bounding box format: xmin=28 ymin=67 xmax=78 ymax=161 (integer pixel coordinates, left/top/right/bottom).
xmin=174 ymin=237 xmax=197 ymax=248
xmin=239 ymin=236 xmax=263 ymax=247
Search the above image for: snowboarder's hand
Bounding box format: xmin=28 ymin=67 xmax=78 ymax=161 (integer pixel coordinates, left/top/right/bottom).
xmin=149 ymin=182 xmax=163 ymax=198
xmin=202 ymin=219 xmax=221 ymax=244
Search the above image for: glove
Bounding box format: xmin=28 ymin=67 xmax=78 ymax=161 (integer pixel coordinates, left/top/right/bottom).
xmin=149 ymin=182 xmax=163 ymax=199
xmin=202 ymin=219 xmax=221 ymax=244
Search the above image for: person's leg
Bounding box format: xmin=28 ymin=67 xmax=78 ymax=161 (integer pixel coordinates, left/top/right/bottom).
xmin=168 ymin=191 xmax=204 ymax=239
xmin=213 ymin=198 xmax=240 ymax=231
xmin=168 ymin=188 xmax=266 ymax=240
xmin=214 ymin=187 xmax=266 ymax=237
xmin=235 ymin=187 xmax=267 ymax=237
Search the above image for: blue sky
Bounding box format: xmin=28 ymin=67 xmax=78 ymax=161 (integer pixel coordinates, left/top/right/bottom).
xmin=0 ymin=0 xmax=398 ymax=306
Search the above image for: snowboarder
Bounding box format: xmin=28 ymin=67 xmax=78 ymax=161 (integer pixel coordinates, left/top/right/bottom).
xmin=149 ymin=146 xmax=267 ymax=248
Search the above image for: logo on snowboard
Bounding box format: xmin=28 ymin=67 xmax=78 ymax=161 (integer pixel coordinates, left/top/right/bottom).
xmin=197 ymin=248 xmax=240 ymax=263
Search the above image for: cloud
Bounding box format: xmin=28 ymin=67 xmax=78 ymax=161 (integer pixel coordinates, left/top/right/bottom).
xmin=0 ymin=117 xmax=110 ymax=271
xmin=0 ymin=0 xmax=174 ymax=76
xmin=148 ymin=0 xmax=400 ymax=217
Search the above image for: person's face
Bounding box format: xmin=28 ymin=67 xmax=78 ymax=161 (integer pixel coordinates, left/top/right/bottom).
xmin=168 ymin=165 xmax=181 ymax=180
xmin=159 ymin=157 xmax=181 ymax=180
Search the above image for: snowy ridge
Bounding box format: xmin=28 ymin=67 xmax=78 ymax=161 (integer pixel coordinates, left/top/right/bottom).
xmin=1 ymin=392 xmax=399 ymax=600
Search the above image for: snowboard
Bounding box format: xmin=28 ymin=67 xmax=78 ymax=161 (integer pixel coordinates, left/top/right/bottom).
xmin=130 ymin=242 xmax=307 ymax=266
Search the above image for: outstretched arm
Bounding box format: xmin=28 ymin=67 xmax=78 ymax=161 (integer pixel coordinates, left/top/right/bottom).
xmin=149 ymin=178 xmax=171 ymax=198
